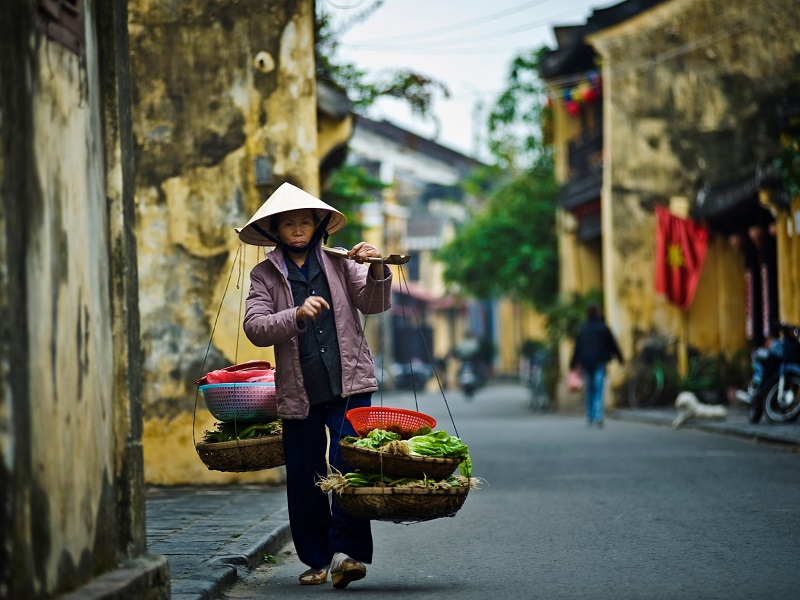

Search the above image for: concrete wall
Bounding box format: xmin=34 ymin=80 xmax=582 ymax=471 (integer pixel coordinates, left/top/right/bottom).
xmin=0 ymin=1 xmax=167 ymax=598
xmin=128 ymin=0 xmax=320 ymax=484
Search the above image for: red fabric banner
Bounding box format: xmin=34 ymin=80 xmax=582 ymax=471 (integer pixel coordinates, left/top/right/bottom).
xmin=654 ymin=205 xmax=709 ymax=310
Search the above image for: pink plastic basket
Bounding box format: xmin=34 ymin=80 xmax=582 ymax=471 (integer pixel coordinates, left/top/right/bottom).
xmin=200 ymin=383 xmax=277 ymax=422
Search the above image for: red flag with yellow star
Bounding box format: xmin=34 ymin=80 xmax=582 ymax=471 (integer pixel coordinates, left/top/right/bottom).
xmin=654 ymin=205 xmax=709 ymax=310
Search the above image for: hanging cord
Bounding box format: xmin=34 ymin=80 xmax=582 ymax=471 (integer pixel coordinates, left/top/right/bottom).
xmin=192 ymin=243 xmax=244 ymax=448
xmin=227 ymin=242 xmax=249 ymax=444
xmin=395 ymin=266 xmax=460 ymax=439
xmin=192 ymin=242 xmax=253 ymax=450
xmin=330 ymin=254 xmax=384 ymax=469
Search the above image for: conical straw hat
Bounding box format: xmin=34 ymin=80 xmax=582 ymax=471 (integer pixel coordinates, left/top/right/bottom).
xmin=238 ymin=182 xmax=346 ymax=246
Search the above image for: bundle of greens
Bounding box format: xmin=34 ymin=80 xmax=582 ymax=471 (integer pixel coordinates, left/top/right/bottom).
xmin=343 ymin=428 xmax=472 ymax=477
xmin=317 ymin=471 xmax=479 ymax=494
xmin=202 ymin=420 xmax=282 ymax=443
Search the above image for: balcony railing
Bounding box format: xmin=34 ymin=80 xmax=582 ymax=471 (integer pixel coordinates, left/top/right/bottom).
xmin=567 ymin=131 xmax=603 ymax=180
xmin=559 ymin=130 xmax=603 ymax=213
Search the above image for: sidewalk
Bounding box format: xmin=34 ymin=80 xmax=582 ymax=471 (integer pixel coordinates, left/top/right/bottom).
xmin=145 ymin=404 xmax=800 ymax=600
xmin=145 ymin=484 xmax=291 ymax=600
xmin=611 ymin=404 xmax=800 ymax=446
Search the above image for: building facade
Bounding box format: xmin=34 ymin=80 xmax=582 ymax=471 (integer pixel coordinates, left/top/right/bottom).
xmin=1 ymin=1 xmax=168 ymax=597
xmin=128 ymin=0 xmax=330 ymax=485
xmin=545 ymin=0 xmax=800 ymax=405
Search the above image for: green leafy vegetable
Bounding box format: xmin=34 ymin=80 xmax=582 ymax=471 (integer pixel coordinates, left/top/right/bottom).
xmin=203 ymin=420 xmax=282 ymax=443
xmin=407 ymin=430 xmax=472 ymax=477
xmin=344 ymin=429 xmax=402 ymax=449
xmin=343 ymin=472 xmax=419 ymax=487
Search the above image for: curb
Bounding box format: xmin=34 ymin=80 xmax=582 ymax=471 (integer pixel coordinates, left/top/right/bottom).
xmin=173 ymin=514 xmax=293 ymax=600
xmin=59 ymin=554 xmax=170 ymax=600
xmin=610 ymin=409 xmax=800 ymax=448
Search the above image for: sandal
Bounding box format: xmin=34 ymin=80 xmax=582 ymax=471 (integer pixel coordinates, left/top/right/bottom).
xmin=330 ymin=557 xmax=367 ymax=589
xmin=299 ymin=566 xmax=329 ymax=585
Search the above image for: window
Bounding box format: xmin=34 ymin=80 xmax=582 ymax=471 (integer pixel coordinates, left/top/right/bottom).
xmin=35 ymin=0 xmax=84 ymax=55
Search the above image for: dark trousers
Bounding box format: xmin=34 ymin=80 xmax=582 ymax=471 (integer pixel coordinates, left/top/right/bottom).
xmin=282 ymin=393 xmax=373 ymax=569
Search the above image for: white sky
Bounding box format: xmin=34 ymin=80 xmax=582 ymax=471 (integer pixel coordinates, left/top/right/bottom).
xmin=323 ymin=0 xmax=617 ymax=161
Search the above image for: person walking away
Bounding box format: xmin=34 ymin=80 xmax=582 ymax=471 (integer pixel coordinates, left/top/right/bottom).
xmin=239 ymin=182 xmax=392 ymax=588
xmin=569 ymin=304 xmax=624 ymax=427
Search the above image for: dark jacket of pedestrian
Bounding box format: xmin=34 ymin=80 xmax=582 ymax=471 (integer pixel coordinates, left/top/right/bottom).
xmin=569 ymin=309 xmax=624 ymax=371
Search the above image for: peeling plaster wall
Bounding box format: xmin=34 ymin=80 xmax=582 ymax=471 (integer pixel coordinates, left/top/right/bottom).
xmin=0 ymin=2 xmax=158 ymax=598
xmin=588 ymin=0 xmax=800 ymax=359
xmin=128 ymin=0 xmax=319 ymax=484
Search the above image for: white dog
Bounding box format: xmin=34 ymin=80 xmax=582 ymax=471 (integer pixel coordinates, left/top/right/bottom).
xmin=672 ymin=391 xmax=728 ymax=427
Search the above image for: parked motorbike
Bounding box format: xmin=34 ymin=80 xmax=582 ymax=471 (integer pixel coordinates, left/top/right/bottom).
xmin=737 ymin=322 xmax=800 ymax=423
xmin=458 ymin=360 xmax=485 ymax=400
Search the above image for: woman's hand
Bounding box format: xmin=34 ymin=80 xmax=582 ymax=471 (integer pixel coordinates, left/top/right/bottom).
xmin=348 ymin=242 xmax=382 ymax=263
xmin=349 ymin=242 xmax=386 ymax=279
xmin=296 ymin=295 xmax=330 ymax=322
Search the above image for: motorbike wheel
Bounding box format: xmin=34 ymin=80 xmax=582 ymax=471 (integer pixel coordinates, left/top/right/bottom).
xmin=463 ymin=386 xmax=475 ymax=401
xmin=748 ymin=373 xmax=775 ymax=424
xmin=764 ymin=374 xmax=800 ymax=422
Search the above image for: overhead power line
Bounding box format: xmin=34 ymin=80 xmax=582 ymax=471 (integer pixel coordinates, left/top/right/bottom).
xmin=343 ymin=0 xmax=553 ymax=45
xmin=341 ymin=0 xmax=622 ymax=51
xmin=342 ymin=4 xmax=616 ymax=52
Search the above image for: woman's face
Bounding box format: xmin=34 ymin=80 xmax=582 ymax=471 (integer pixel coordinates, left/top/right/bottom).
xmin=276 ymin=208 xmax=317 ymax=247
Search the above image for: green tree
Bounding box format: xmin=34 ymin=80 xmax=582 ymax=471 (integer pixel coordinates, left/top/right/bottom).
xmin=314 ymin=3 xmax=449 ymax=236
xmin=487 ymin=47 xmax=553 ymax=172
xmin=323 ymin=165 xmax=387 ymax=249
xmin=437 ymin=47 xmax=559 ymax=311
xmin=315 ymin=6 xmax=449 ymax=120
xmin=437 ymin=162 xmax=559 ymax=310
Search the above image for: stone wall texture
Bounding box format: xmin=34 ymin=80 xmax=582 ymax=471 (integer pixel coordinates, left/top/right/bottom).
xmin=589 ymin=0 xmax=800 ymax=357
xmin=0 ymin=1 xmax=164 ymax=597
xmin=128 ymin=0 xmax=318 ymax=483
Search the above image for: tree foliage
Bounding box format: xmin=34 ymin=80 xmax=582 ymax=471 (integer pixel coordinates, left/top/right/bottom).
xmin=315 ymin=6 xmax=449 ymax=118
xmin=437 ymin=161 xmax=559 ymax=310
xmin=486 ymin=47 xmax=552 ymax=172
xmin=314 ymin=3 xmax=449 ymax=235
xmin=437 ymin=47 xmax=560 ymax=310
xmin=323 ymin=165 xmax=387 ymax=249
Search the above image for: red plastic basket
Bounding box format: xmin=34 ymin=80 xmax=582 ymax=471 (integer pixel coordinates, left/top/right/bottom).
xmin=346 ymin=407 xmax=436 ymax=439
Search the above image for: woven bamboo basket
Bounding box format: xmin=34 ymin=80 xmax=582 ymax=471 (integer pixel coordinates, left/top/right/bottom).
xmin=336 ymin=486 xmax=469 ymax=523
xmin=195 ymin=435 xmax=284 ymax=472
xmin=339 ymin=441 xmax=460 ymax=481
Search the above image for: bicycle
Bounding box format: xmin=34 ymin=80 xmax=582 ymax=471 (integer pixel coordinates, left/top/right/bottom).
xmin=626 ymin=332 xmax=720 ymax=408
xmin=626 ymin=333 xmax=678 ymax=408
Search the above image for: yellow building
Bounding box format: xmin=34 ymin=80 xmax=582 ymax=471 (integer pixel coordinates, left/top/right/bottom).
xmin=128 ymin=0 xmax=338 ymax=485
xmin=544 ymin=0 xmax=800 ymax=407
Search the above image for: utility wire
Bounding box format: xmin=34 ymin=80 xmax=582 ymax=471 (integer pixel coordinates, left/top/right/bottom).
xmin=325 ymin=0 xmax=370 ymax=9
xmin=342 ymin=0 xmax=620 ymax=50
xmin=343 ymin=0 xmax=554 ymax=45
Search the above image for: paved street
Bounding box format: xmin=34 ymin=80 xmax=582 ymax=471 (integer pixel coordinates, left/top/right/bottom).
xmin=147 ymin=382 xmax=800 ymax=599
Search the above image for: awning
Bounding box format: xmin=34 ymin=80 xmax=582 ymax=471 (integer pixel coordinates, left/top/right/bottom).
xmin=392 ymin=280 xmax=437 ymax=303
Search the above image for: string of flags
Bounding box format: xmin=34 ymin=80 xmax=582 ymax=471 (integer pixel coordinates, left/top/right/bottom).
xmin=546 ymin=69 xmax=603 ymax=117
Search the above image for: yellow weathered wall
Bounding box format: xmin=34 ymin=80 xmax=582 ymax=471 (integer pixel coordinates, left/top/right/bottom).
xmin=775 ymin=199 xmax=800 ymax=325
xmin=1 ymin=1 xmax=164 ymax=596
xmin=26 ymin=44 xmax=119 ymax=594
xmin=129 ymin=0 xmax=319 ymax=484
xmin=588 ymin=0 xmax=800 ymax=363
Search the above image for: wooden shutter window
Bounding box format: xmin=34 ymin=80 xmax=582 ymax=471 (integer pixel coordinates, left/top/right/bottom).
xmin=35 ymin=0 xmax=84 ymax=55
